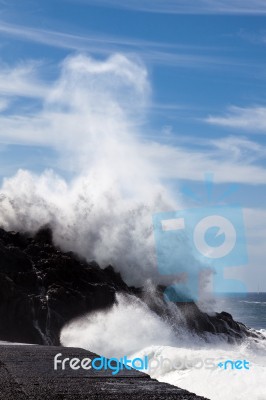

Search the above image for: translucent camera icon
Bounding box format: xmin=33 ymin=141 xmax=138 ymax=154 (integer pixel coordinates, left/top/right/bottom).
xmin=153 ymin=205 xmax=248 ymax=301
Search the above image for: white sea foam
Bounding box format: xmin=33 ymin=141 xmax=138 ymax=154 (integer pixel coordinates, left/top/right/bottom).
xmin=61 ymin=292 xmax=266 ymax=400
xmin=133 ymin=344 xmax=266 ymax=400
xmin=61 ymin=293 xmax=178 ymax=358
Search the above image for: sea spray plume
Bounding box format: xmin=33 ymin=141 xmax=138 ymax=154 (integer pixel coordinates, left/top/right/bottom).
xmin=0 ymin=53 xmax=178 ymax=286
xmin=60 ymin=292 xmax=179 ymax=358
xmin=0 ymin=169 xmax=174 ymax=285
xmin=61 ymin=285 xmax=265 ymax=359
xmin=0 ymin=53 xmax=212 ymax=293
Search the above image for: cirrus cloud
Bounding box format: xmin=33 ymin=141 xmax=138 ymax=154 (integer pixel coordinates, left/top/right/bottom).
xmin=205 ymin=106 xmax=266 ymax=133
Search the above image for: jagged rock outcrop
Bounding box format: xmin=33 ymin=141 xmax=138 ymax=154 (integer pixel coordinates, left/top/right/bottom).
xmin=0 ymin=227 xmax=131 ymax=345
xmin=0 ymin=227 xmax=262 ymax=345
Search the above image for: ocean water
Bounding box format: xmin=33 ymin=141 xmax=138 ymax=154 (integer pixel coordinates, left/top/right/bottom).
xmin=62 ymin=292 xmax=266 ymax=400
xmin=214 ymin=293 xmax=266 ymax=330
xmin=135 ymin=293 xmax=266 ymax=400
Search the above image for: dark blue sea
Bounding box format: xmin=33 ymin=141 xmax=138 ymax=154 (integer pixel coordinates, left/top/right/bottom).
xmin=215 ymin=292 xmax=266 ymax=330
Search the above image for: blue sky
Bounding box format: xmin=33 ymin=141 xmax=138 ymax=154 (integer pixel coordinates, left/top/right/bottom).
xmin=0 ymin=0 xmax=266 ymax=291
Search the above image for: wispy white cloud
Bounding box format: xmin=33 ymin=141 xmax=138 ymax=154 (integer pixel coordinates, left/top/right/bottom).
xmin=144 ymin=139 xmax=266 ymax=184
xmin=74 ymin=0 xmax=266 ymax=14
xmin=0 ymin=60 xmax=48 ymax=98
xmin=0 ymin=21 xmax=160 ymax=53
xmin=210 ymin=136 xmax=266 ymax=161
xmin=205 ymin=106 xmax=266 ymax=133
xmin=0 ymin=98 xmax=9 ymax=112
xmin=0 ymin=55 xmax=266 ymax=185
xmin=0 ymin=21 xmax=238 ymax=69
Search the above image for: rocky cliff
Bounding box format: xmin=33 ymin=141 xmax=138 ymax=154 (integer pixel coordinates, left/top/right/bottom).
xmin=0 ymin=227 xmax=262 ymax=345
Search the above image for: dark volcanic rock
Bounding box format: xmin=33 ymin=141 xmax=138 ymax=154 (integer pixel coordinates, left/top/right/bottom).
xmin=176 ymin=302 xmax=261 ymax=342
xmin=0 ymin=226 xmax=263 ymax=346
xmin=0 ymin=227 xmax=131 ymax=345
xmin=141 ymin=286 xmax=263 ymax=344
